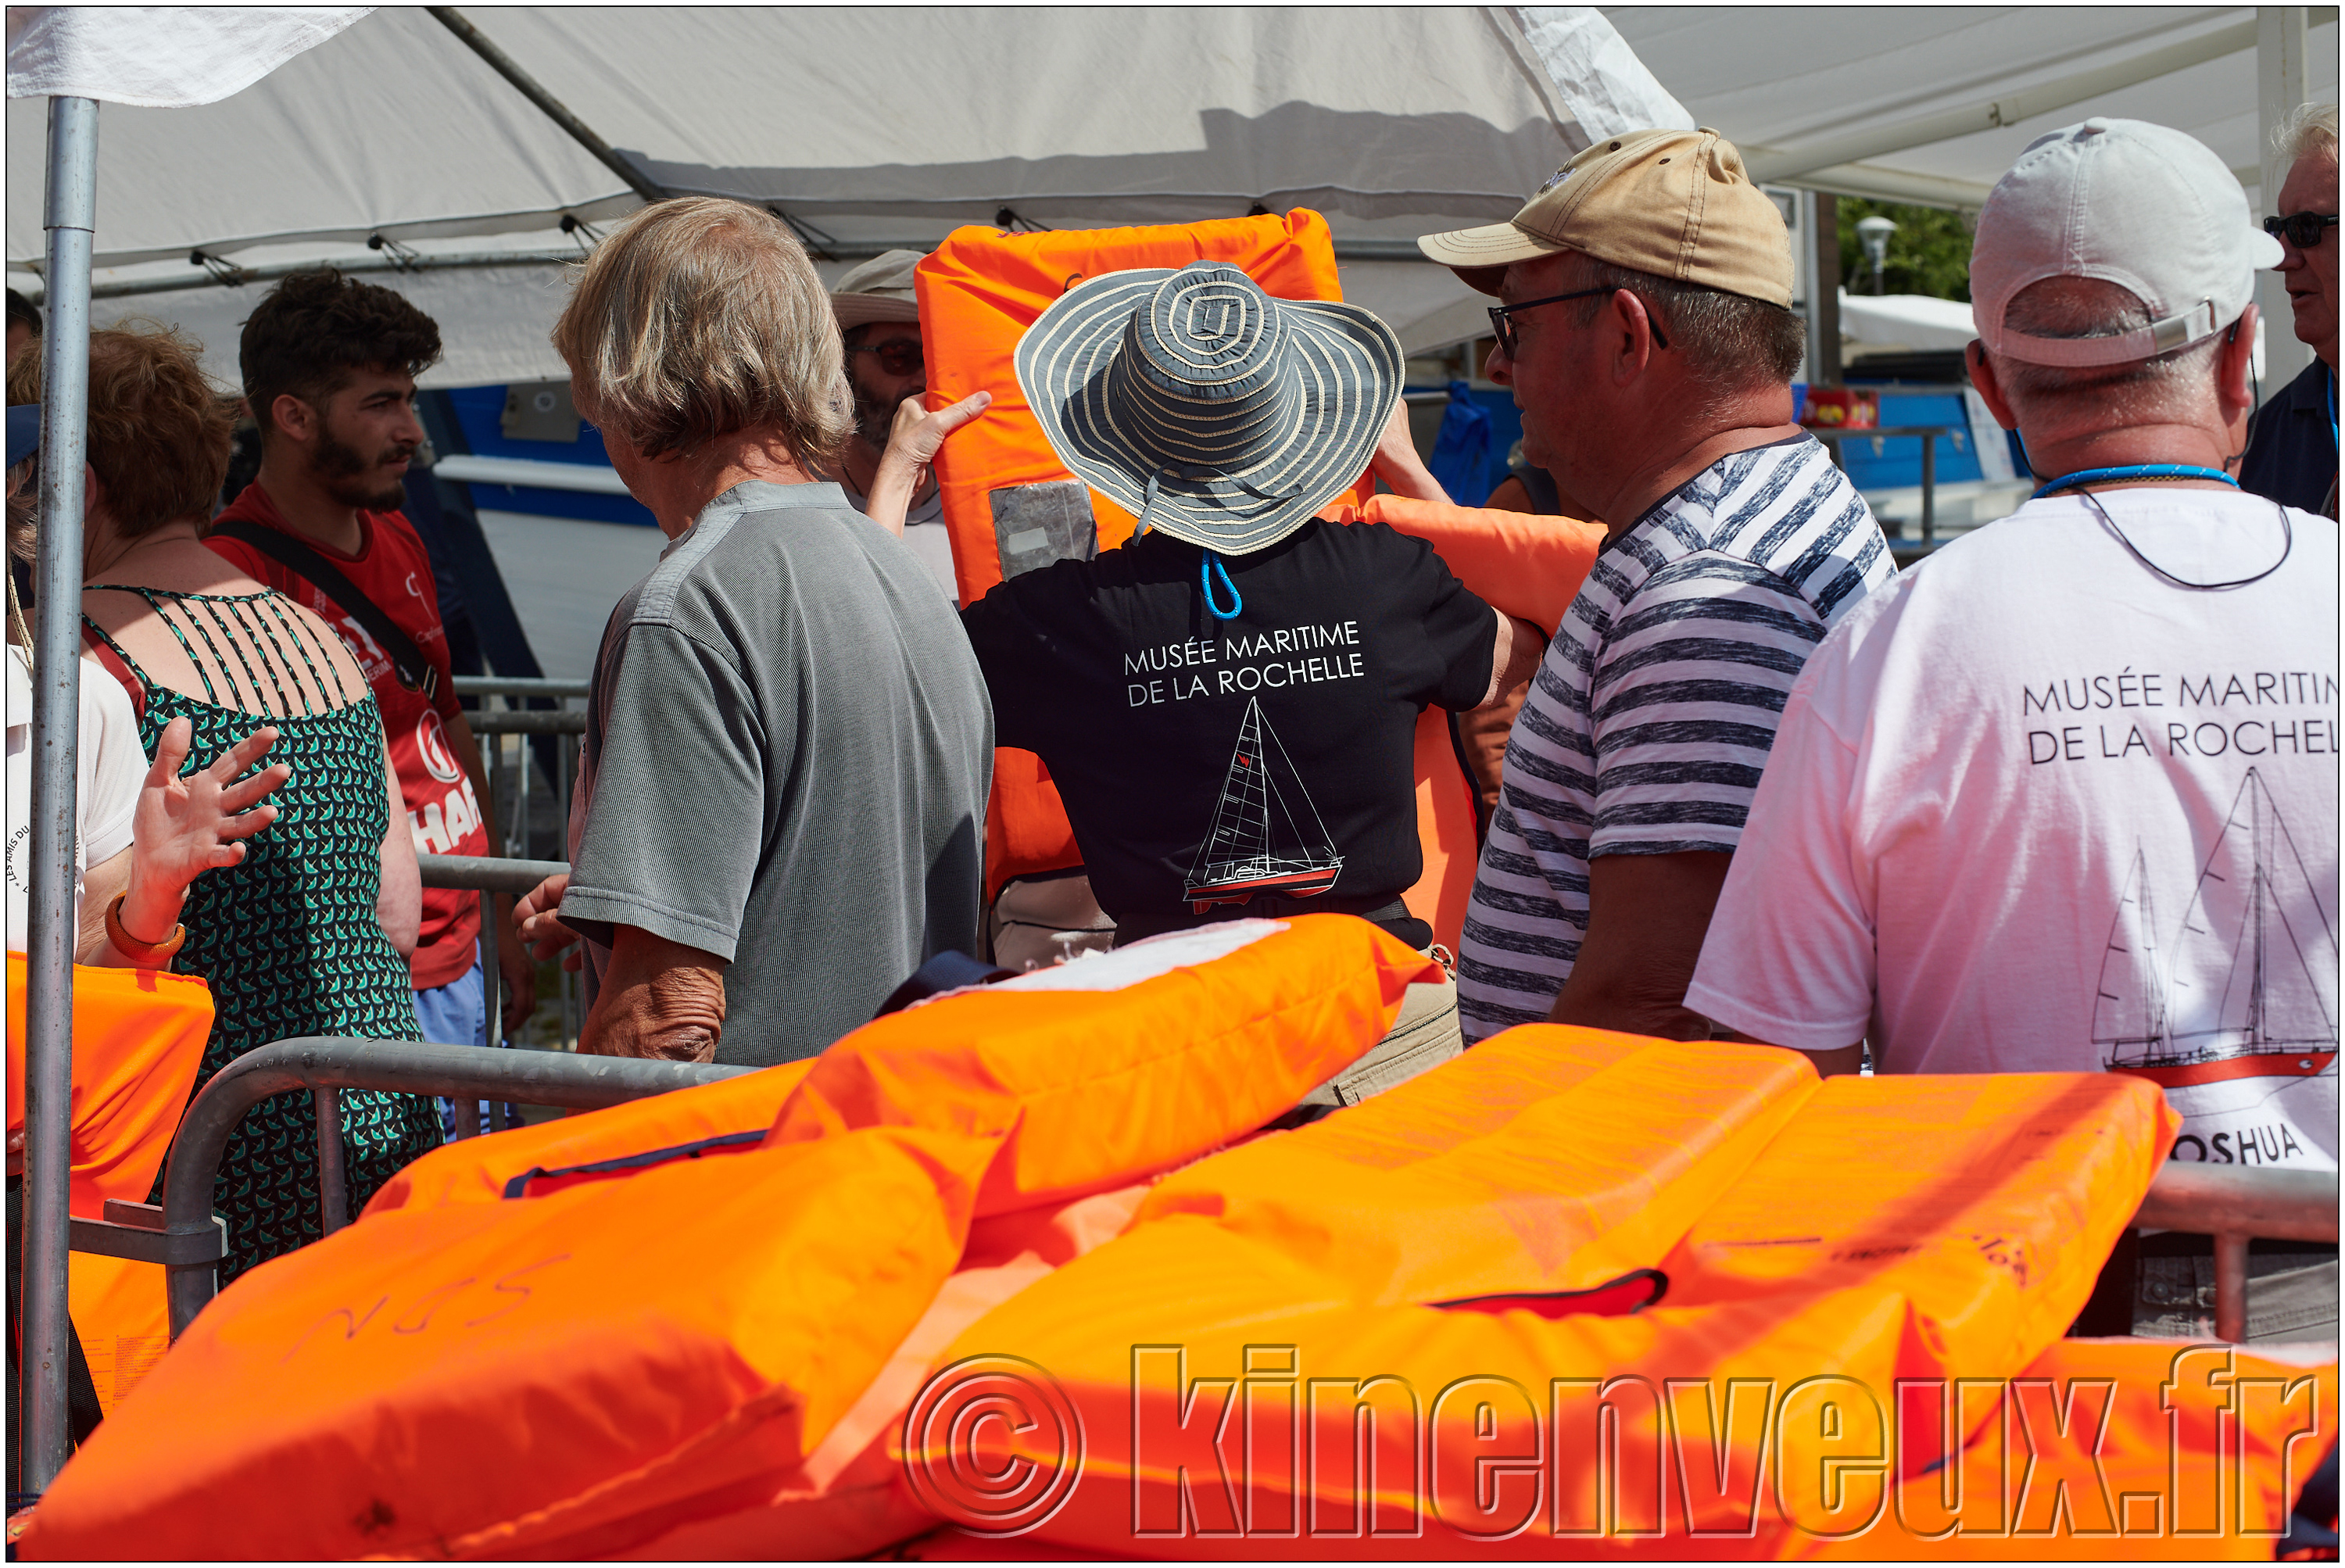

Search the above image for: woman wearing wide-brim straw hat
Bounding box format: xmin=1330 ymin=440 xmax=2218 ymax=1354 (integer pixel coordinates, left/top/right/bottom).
xmin=875 ymin=260 xmax=1545 ymax=1104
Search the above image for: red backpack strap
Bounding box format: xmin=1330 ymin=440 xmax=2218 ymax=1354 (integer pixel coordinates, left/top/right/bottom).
xmin=80 ymin=620 xmax=147 ymax=722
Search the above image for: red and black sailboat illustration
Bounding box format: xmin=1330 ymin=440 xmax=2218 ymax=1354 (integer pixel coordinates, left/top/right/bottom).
xmin=2094 ymin=768 xmax=2339 ymax=1088
xmin=1184 ymin=697 xmax=1343 ymax=911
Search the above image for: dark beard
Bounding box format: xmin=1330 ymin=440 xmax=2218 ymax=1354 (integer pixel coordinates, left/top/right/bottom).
xmin=850 ymin=371 xmax=923 ymax=452
xmin=312 ymin=423 xmax=410 ymax=512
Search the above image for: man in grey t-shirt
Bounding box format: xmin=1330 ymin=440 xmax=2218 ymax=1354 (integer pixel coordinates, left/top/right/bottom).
xmin=516 ymin=199 xmax=990 ymax=1066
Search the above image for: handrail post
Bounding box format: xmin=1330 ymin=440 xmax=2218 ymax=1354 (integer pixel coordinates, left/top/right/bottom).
xmin=20 ymin=91 xmax=99 ymax=1496
xmin=1918 ymin=429 xmax=1935 ymax=545
xmin=2133 ymin=1162 xmax=2338 ymax=1342
xmin=2212 ymin=1232 xmax=2250 ymax=1344
xmin=313 ymin=1090 xmax=349 ymax=1235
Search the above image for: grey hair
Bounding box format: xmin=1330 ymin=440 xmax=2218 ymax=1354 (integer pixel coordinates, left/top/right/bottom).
xmin=1556 ymin=252 xmax=1807 ymax=396
xmin=2273 ymin=102 xmax=2341 ymax=168
xmin=551 ymin=197 xmax=852 ymax=467
xmin=1989 ymin=276 xmax=2223 ymax=424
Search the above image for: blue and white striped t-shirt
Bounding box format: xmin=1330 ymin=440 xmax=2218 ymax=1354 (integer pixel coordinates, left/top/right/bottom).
xmin=1457 ymin=435 xmax=1895 ymax=1042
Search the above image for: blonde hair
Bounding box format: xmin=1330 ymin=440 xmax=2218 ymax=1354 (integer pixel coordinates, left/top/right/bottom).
xmin=552 ymin=197 xmax=851 ymax=466
xmin=2274 ymin=102 xmax=2341 ymax=168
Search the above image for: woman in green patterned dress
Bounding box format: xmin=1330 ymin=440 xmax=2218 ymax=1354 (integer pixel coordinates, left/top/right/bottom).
xmin=72 ymin=325 xmax=440 ymax=1284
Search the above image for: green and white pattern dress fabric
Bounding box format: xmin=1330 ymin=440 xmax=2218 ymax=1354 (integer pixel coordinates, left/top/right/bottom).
xmin=84 ymin=587 xmax=440 ymax=1283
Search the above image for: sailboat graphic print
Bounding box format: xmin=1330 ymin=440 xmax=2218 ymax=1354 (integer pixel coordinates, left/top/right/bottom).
xmin=2093 ymin=768 xmax=2340 ymax=1089
xmin=1184 ymin=697 xmax=1344 ymax=911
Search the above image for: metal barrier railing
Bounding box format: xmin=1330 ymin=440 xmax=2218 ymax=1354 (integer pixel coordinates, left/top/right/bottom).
xmin=442 ymin=676 xmax=591 ymax=1052
xmin=419 ymin=853 xmax=567 ymax=897
xmin=2128 ymin=1163 xmax=2338 ymax=1343
xmin=156 ymin=1036 xmax=751 ymax=1339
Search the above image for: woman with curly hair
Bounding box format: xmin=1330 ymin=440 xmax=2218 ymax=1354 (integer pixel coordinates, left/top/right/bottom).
xmin=66 ymin=323 xmax=440 ymax=1283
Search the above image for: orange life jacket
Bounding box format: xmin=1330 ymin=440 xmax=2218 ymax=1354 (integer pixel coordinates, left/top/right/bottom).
xmin=893 ymin=1031 xmax=2180 ymax=1559
xmin=362 ymin=1060 xmax=819 ymax=1215
xmin=1794 ymin=1339 xmax=2336 ymax=1560
xmin=1335 ymin=498 xmax=1606 ymax=949
xmin=919 ymin=210 xmax=1366 ymax=904
xmin=5 ymin=953 xmax=213 ymax=1415
xmin=17 ymin=916 xmax=1436 ymax=1561
xmin=918 ymin=217 xmax=1605 ymax=951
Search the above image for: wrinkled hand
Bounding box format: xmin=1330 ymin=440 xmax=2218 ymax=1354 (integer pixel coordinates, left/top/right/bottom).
xmin=866 ymin=391 xmax=992 ymax=535
xmin=133 ymin=718 xmax=289 ymax=897
xmin=886 ymin=389 xmax=991 ymax=474
xmin=515 ymin=872 xmax=583 ymax=972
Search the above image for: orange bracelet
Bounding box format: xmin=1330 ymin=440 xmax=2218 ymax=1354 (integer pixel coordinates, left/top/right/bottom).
xmin=105 ymin=891 xmax=185 ymax=963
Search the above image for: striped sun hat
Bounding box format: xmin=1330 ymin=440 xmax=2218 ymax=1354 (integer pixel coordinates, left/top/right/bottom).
xmin=1014 ymin=262 xmax=1403 ymax=553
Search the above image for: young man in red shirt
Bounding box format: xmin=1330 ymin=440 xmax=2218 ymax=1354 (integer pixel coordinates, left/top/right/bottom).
xmin=207 ymin=270 xmax=533 ymax=1063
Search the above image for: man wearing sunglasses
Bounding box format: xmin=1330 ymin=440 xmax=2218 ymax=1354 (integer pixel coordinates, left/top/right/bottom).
xmin=2239 ymin=104 xmax=2340 ymax=520
xmin=826 ymin=249 xmax=961 ymax=599
xmin=1418 ymin=129 xmax=1895 ymax=1047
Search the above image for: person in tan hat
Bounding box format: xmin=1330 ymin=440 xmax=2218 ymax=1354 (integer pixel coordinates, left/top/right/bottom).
xmin=1418 ymin=127 xmax=1893 ymax=1047
xmin=822 ymin=248 xmax=960 ymax=598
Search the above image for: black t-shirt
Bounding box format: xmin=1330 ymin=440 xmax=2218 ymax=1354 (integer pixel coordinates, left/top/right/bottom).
xmin=961 ymin=517 xmax=1497 ymax=922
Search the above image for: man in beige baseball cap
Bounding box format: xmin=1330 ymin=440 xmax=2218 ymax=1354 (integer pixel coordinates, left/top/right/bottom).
xmin=1422 ymin=127 xmax=1895 ymax=1053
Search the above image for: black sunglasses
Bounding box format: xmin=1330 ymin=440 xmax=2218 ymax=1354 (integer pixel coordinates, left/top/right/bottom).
xmin=2264 ymin=211 xmax=2340 ymax=249
xmin=847 ymin=339 xmax=924 ymax=377
xmin=1487 ymin=286 xmax=1670 ymax=360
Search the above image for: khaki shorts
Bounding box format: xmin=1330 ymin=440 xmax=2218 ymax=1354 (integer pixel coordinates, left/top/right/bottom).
xmin=1295 ymin=978 xmax=1463 ymax=1110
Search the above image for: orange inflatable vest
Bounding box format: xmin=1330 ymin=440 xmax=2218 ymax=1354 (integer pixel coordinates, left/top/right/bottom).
xmin=5 ymin=953 xmax=213 ymax=1414
xmin=20 ymin=916 xmax=1437 ymax=1560
xmin=1795 ymin=1339 xmax=2335 ymax=1560
xmin=918 ymin=210 xmax=1369 ymax=906
xmin=898 ymin=1031 xmax=2179 ymax=1558
xmin=1334 ymin=497 xmax=1606 ymax=948
xmin=917 ymin=216 xmax=1606 ymax=950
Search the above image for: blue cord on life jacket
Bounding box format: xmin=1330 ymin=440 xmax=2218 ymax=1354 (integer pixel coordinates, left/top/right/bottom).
xmin=1201 ymin=553 xmax=1243 ymax=621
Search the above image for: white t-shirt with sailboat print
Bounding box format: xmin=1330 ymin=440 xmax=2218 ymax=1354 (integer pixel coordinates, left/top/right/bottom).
xmin=1688 ymin=488 xmax=2339 ymax=1169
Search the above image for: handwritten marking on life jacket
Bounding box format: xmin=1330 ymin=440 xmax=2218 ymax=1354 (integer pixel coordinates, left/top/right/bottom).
xmin=280 ymin=1294 xmax=391 ymax=1364
xmin=277 ymin=1254 xmax=571 ymax=1362
xmin=391 ymin=1277 xmax=478 ymax=1335
xmin=1966 ymin=1233 xmax=2031 ymax=1290
xmin=464 ymin=1254 xmax=571 ymax=1329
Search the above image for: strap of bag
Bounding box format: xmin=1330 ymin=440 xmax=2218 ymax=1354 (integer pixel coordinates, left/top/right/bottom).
xmin=209 ymin=517 xmax=442 ymax=706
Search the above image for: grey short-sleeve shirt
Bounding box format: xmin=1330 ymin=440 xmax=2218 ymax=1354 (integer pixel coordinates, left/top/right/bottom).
xmin=561 ymin=480 xmax=993 ymax=1065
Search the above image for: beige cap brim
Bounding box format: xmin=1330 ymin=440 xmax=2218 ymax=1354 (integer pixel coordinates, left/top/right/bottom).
xmin=832 ymin=294 xmax=921 ymax=330
xmin=1416 ymin=220 xmax=1567 ymax=295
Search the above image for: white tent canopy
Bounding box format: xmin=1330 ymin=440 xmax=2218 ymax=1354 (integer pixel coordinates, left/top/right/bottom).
xmin=5 ymin=6 xmax=1692 ymax=378
xmin=1612 ymin=5 xmax=2336 ymax=212
xmin=7 ymin=6 xmax=2336 ymax=386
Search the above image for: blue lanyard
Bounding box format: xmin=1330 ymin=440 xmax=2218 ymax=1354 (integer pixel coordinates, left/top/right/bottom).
xmin=1201 ymin=553 xmax=1244 ymax=621
xmin=2032 ymin=464 xmax=2239 ymax=499
xmin=2327 ymin=364 xmax=2338 ymax=452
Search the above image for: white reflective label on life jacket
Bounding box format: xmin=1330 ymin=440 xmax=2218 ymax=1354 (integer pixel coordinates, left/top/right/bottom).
xmin=993 ymin=918 xmax=1289 ymax=993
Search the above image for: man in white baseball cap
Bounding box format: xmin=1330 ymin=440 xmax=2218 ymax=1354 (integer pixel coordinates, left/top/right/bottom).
xmin=824 ymin=248 xmax=959 ymax=598
xmin=1688 ymin=119 xmax=2338 ymax=1341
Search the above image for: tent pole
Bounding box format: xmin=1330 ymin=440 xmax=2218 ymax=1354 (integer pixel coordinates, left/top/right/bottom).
xmin=426 ymin=8 xmax=667 ymax=205
xmin=20 ymin=91 xmax=98 ymax=1496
